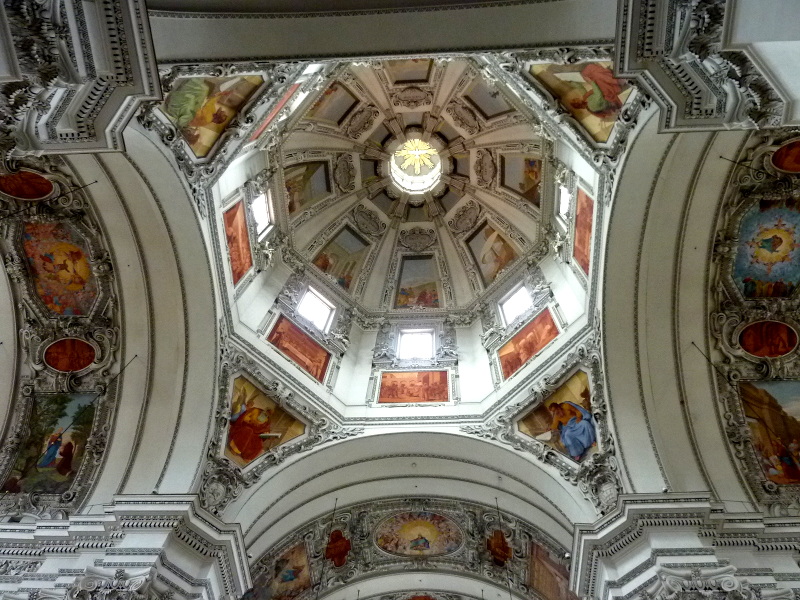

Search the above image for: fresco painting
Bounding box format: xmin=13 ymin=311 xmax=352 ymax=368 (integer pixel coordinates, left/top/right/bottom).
xmin=733 ymin=200 xmax=800 ymax=298
xmin=518 ymin=370 xmax=597 ymax=462
xmin=312 ymin=226 xmax=370 ymax=291
xmin=306 ymin=82 xmax=358 ymax=125
xmin=498 ymin=308 xmax=558 ymax=379
xmin=395 ymin=256 xmax=441 ymax=308
xmin=249 ymin=83 xmax=301 ymax=142
xmin=739 ymin=321 xmax=798 ymax=358
xmin=500 ymin=155 xmax=542 ymax=206
xmin=529 ymin=543 xmax=579 ymax=600
xmin=741 ymin=380 xmax=800 ymax=485
xmin=378 ymin=371 xmax=448 ymax=404
xmin=1 ymin=392 xmax=95 ymax=495
xmin=267 ymin=544 xmax=312 ymax=600
xmin=573 ymin=188 xmax=594 ymax=274
xmin=22 ymin=221 xmax=97 ymax=316
xmin=267 ymin=315 xmax=331 ymax=383
xmin=530 ymin=62 xmax=631 ymax=143
xmin=162 ymin=75 xmax=263 ymax=158
xmin=385 ymin=59 xmax=433 ymax=84
xmin=466 ymin=222 xmax=518 ymax=287
xmin=223 ymin=200 xmax=253 ymax=285
xmin=44 ymin=338 xmax=96 ymax=372
xmin=324 ymin=530 xmax=352 ymax=567
xmin=375 ymin=511 xmax=463 ymax=556
xmin=285 ymin=162 xmax=331 ymax=215
xmin=0 ymin=170 xmax=54 ymax=200
xmin=772 ymin=140 xmax=800 ymax=173
xmin=465 ymin=78 xmax=513 ymax=119
xmin=225 ymin=375 xmax=305 ymax=468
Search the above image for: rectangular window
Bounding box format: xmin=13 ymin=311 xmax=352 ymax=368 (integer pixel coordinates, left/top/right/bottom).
xmin=397 ymin=329 xmax=435 ymax=360
xmin=297 ymin=287 xmax=335 ymax=332
xmin=558 ymin=185 xmax=571 ymax=219
xmin=500 ymin=286 xmax=533 ymax=326
xmin=252 ymin=191 xmax=272 ymax=238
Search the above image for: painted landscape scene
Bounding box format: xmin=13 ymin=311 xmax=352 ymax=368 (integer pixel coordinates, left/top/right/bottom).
xmin=2 ymin=392 xmax=95 ymax=495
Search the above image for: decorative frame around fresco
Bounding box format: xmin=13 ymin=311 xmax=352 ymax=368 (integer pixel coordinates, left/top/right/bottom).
xmin=251 ymin=497 xmax=571 ymax=600
xmin=709 ymin=128 xmax=800 ymax=510
xmin=219 ymin=184 xmax=265 ymax=296
xmin=461 ymin=336 xmax=623 ymax=515
xmin=370 ymin=367 xmax=458 ymax=407
xmin=0 ymin=158 xmax=121 ymax=518
xmin=262 ymin=310 xmax=339 ymax=389
xmin=198 ymin=346 xmax=363 ymax=515
xmin=568 ymin=185 xmax=596 ymax=285
xmin=278 ymin=151 xmax=337 ymax=228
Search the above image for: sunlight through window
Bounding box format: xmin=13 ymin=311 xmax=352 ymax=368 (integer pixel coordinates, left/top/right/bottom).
xmin=397 ymin=329 xmax=434 ymax=360
xmin=500 ymin=286 xmax=533 ymax=325
xmin=297 ymin=288 xmax=334 ymax=332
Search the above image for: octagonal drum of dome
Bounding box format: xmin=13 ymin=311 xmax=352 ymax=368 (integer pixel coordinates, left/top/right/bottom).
xmin=374 ymin=511 xmax=463 ymax=556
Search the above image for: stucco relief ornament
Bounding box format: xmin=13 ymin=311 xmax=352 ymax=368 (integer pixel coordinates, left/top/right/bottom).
xmin=392 ymin=86 xmax=433 ymax=109
xmin=399 ymin=227 xmax=436 ymax=252
xmin=353 ymin=204 xmax=386 ymax=237
xmin=346 ymin=105 xmax=380 ymax=139
xmin=474 ymin=149 xmax=496 ymax=188
xmin=66 ymin=567 xmax=154 ymax=600
xmin=643 ymin=565 xmax=793 ymax=600
xmin=334 ymin=153 xmax=356 ymax=192
xmin=446 ymin=99 xmax=480 ymax=135
xmin=448 ymin=200 xmax=481 ymax=234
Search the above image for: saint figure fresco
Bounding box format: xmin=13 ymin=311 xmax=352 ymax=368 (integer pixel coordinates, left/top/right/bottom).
xmin=162 ymin=75 xmax=263 ymax=158
xmin=530 ymin=62 xmax=631 ymax=143
xmin=518 ymin=370 xmax=597 ymax=462
xmin=1 ymin=393 xmax=95 ymax=495
xmin=225 ymin=376 xmax=305 ymax=468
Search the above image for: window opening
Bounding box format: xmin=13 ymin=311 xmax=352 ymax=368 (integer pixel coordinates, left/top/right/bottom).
xmin=397 ymin=329 xmax=435 ymax=360
xmin=297 ymin=287 xmax=335 ymax=332
xmin=500 ymin=286 xmax=533 ymax=325
xmin=558 ymin=185 xmax=571 ymax=219
xmin=252 ymin=191 xmax=272 ymax=237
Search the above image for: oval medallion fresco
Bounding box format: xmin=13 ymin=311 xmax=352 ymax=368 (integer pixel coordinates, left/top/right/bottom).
xmin=739 ymin=321 xmax=798 ymax=358
xmin=772 ymin=140 xmax=800 ymax=174
xmin=374 ymin=511 xmax=463 ymax=557
xmin=22 ymin=222 xmax=98 ymax=316
xmin=44 ymin=338 xmax=96 ymax=372
xmin=0 ymin=170 xmax=54 ymax=201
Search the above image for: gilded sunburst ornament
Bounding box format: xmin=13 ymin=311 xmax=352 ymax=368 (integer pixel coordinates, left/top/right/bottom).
xmin=395 ymin=139 xmax=438 ymax=174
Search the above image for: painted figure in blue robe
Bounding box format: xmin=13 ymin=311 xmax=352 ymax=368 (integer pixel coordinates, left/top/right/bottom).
xmin=38 ymin=429 xmax=63 ymax=468
xmin=759 ymin=234 xmax=784 ymax=253
xmin=548 ymin=400 xmax=596 ymax=461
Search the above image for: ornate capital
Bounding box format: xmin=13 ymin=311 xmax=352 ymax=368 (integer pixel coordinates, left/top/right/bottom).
xmin=66 ymin=567 xmax=154 ymax=600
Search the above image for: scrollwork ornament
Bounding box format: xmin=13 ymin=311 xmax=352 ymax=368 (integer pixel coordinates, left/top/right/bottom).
xmin=398 ymin=227 xmax=436 ymax=252
xmin=448 ymin=200 xmax=481 ymax=234
xmin=66 ymin=567 xmax=155 ymax=600
xmin=334 ymin=153 xmax=356 ymax=193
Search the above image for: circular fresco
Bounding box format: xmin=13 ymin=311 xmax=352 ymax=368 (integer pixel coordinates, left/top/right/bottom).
xmin=772 ymin=140 xmax=800 ymax=174
xmin=374 ymin=511 xmax=463 ymax=557
xmin=0 ymin=170 xmax=54 ymax=201
xmin=44 ymin=338 xmax=96 ymax=372
xmin=739 ymin=321 xmax=798 ymax=358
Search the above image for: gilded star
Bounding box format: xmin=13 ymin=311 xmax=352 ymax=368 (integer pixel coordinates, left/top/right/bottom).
xmin=395 ymin=139 xmax=438 ymax=175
